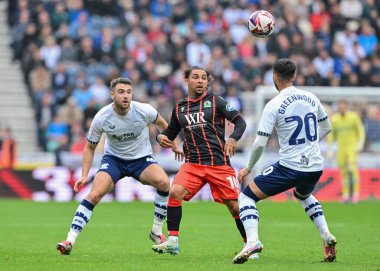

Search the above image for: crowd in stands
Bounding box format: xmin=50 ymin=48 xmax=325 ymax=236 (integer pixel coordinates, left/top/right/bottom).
xmin=6 ymin=0 xmax=380 ymax=155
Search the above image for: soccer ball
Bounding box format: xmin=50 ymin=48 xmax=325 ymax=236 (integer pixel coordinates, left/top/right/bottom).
xmin=247 ymin=10 xmax=276 ymax=38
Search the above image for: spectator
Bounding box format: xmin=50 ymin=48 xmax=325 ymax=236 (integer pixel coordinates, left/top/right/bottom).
xmin=29 ymin=63 xmax=52 ymax=103
xmin=88 ymin=76 xmax=110 ymax=106
xmin=40 ymin=36 xmax=61 ymax=70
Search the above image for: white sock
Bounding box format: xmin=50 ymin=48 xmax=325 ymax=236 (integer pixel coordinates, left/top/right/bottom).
xmin=296 ymin=194 xmax=329 ymax=239
xmin=168 ymin=236 xmax=178 ymax=244
xmin=238 ymin=192 xmax=259 ymax=243
xmin=67 ymin=199 xmax=94 ymax=245
xmin=152 ymin=191 xmax=168 ymax=235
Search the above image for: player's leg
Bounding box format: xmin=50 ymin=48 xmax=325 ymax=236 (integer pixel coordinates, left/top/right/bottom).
xmin=294 ymin=171 xmax=337 ymax=262
xmin=224 ymin=199 xmax=246 ymax=241
xmin=348 ymin=149 xmax=360 ymax=203
xmin=57 ymin=171 xmax=115 ymax=255
xmin=232 ymin=162 xmax=296 ymax=264
xmin=206 ymin=165 xmax=247 ymax=243
xmin=223 ymin=198 xmax=259 ymax=260
xmin=337 ymin=149 xmax=350 ymax=202
xmin=139 ymin=162 xmax=170 ymax=244
xmin=232 ymin=181 xmax=265 ymax=264
xmin=152 ymin=164 xmax=205 ymax=255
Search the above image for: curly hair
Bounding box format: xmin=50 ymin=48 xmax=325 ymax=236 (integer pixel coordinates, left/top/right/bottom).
xmin=183 ymin=66 xmax=214 ymax=84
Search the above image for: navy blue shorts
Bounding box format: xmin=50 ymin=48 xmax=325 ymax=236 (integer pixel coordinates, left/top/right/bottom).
xmin=97 ymin=154 xmax=157 ymax=183
xmin=254 ymin=162 xmax=322 ymax=197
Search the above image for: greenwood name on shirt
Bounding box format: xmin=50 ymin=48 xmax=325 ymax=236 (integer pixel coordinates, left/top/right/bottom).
xmin=257 ymin=86 xmax=328 ymax=171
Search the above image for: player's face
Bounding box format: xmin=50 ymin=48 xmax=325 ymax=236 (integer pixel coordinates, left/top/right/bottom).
xmin=186 ymin=69 xmax=208 ymax=98
xmin=338 ymin=102 xmax=348 ymax=114
xmin=111 ymin=83 xmax=133 ymax=113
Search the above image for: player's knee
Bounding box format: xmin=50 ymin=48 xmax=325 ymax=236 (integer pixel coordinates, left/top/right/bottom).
xmin=87 ymin=191 xmax=103 ymax=205
xmin=293 ymin=189 xmax=310 ymax=200
xmin=229 ymin=202 xmax=240 ymax=216
xmin=168 ymin=186 xmax=185 ymax=200
xmin=155 ymin=177 xmax=170 ymax=192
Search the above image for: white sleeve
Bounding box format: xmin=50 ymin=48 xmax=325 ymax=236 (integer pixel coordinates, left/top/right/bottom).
xmin=318 ymin=118 xmax=332 ymax=141
xmin=316 ymin=99 xmax=328 ymax=122
xmin=257 ymin=102 xmax=277 ymax=137
xmin=87 ymin=117 xmax=103 ymax=144
xmin=246 ymin=135 xmax=268 ymax=171
xmin=143 ymin=104 xmax=159 ymax=124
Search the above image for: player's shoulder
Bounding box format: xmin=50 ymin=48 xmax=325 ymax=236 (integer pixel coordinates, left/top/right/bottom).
xmin=94 ymin=103 xmax=113 ymax=121
xmin=347 ymin=111 xmax=361 ymax=119
xmin=131 ymin=101 xmax=156 ymax=113
xmin=266 ymin=94 xmax=282 ymax=108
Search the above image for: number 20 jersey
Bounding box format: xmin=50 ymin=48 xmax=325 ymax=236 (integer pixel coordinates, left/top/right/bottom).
xmin=258 ymin=86 xmax=328 ymax=172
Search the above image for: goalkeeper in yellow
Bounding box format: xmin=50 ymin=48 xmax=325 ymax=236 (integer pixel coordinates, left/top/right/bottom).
xmin=328 ymin=100 xmax=365 ymax=203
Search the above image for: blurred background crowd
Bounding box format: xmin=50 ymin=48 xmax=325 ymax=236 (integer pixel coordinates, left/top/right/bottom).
xmin=5 ymin=0 xmax=380 ymax=156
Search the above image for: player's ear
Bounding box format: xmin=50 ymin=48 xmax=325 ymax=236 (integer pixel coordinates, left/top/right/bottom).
xmin=273 ymin=73 xmax=277 ymax=83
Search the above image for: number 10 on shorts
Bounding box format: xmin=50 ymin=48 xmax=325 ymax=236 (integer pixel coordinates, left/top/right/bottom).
xmin=227 ymin=176 xmax=239 ymax=189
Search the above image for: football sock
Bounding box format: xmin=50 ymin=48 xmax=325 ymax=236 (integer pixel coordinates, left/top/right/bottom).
xmin=234 ymin=216 xmax=247 ymax=242
xmin=296 ymin=194 xmax=329 ymax=239
xmin=151 ymin=190 xmax=168 ymax=235
xmin=238 ymin=189 xmax=259 ymax=243
xmin=67 ymin=199 xmax=94 ymax=245
xmin=167 ymin=197 xmax=182 ymax=237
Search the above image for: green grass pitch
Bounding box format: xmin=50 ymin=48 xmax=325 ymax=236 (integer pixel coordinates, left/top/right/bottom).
xmin=0 ymin=200 xmax=379 ymax=271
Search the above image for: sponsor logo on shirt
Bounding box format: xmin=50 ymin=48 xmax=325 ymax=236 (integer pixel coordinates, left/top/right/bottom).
xmin=112 ymin=133 xmax=137 ymax=141
xmin=184 ymin=112 xmax=207 ymax=129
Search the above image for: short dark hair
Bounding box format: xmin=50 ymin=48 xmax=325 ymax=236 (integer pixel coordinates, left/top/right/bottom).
xmin=183 ymin=66 xmax=214 ymax=84
xmin=273 ymin=58 xmax=296 ymax=82
xmin=110 ymin=77 xmax=133 ymax=90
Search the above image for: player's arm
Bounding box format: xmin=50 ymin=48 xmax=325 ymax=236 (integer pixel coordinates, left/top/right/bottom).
xmin=318 ymin=117 xmax=332 ymax=141
xmin=226 ymin=115 xmax=247 ymax=156
xmin=355 ymin=113 xmax=365 ymax=151
xmin=157 ymin=107 xmax=182 ymax=146
xmin=75 ymin=141 xmax=97 ymax=192
xmin=238 ymin=102 xmax=276 ymax=182
xmin=216 ymin=96 xmax=247 ymax=156
xmin=74 ymin=116 xmax=103 ymax=191
xmin=154 ymin=113 xmax=184 ymax=161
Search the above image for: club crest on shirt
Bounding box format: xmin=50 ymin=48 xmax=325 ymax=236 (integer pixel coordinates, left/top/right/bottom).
xmin=204 ymin=101 xmax=212 ymax=108
xmin=226 ymin=103 xmax=235 ymax=112
xmin=300 ymin=155 xmax=309 ymax=166
xmin=181 ymin=107 xmax=185 ymax=112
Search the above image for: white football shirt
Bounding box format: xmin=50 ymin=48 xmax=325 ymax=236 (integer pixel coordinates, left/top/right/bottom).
xmin=257 ymin=86 xmax=328 ymax=171
xmin=87 ymin=101 xmax=158 ymax=160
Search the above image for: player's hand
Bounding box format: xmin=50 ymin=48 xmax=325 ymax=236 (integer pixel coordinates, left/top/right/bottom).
xmin=74 ymin=176 xmax=88 ymax=192
xmin=237 ymin=168 xmax=251 ymax=183
xmin=171 ymin=142 xmax=185 ymax=161
xmin=157 ymin=134 xmax=173 ymax=148
xmin=225 ymin=138 xmax=237 ymax=157
xmin=356 ymin=141 xmax=364 ymax=152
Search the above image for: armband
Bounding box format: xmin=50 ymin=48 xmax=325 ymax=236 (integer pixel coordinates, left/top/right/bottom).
xmin=155 ymin=133 xmax=162 ymax=143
